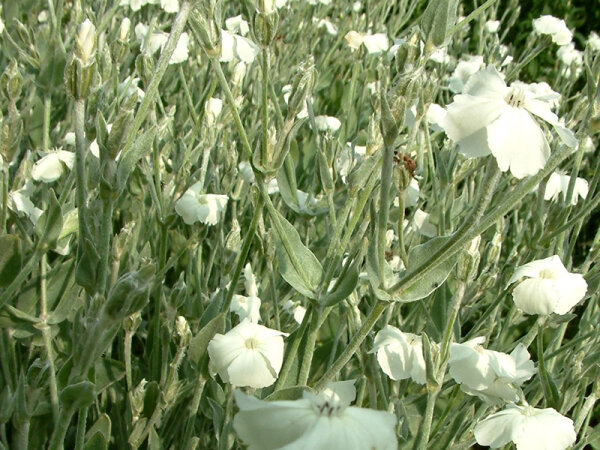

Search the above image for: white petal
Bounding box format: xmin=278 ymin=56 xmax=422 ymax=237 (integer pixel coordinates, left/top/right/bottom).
xmin=512 ymin=278 xmax=560 ymax=315
xmin=508 ymin=255 xmax=568 ymax=284
xmin=362 ymin=33 xmax=389 ymax=54
xmin=234 ymin=35 xmax=260 ymax=64
xmin=474 ymin=407 xmax=524 ymax=448
xmin=441 ymin=95 xmax=505 ymax=144
xmin=220 ymin=30 xmax=236 ymax=62
xmin=174 ymin=194 xmax=201 ymax=225
xmin=207 ymin=333 xmax=245 ymax=382
xmin=227 ymin=349 xmax=277 ymax=388
xmin=514 ymin=408 xmax=576 ymax=450
xmin=57 ymin=150 xmax=75 ymax=168
xmin=32 ymin=153 xmax=64 ymax=182
xmin=449 ymin=341 xmax=494 ymax=390
xmin=486 ymin=107 xmax=549 ymax=178
xmin=456 ymin=127 xmax=492 ymax=158
xmin=168 ymin=32 xmax=189 ymax=64
xmin=554 ymin=273 xmax=587 ymax=314
xmin=462 ymin=66 xmax=507 ymax=98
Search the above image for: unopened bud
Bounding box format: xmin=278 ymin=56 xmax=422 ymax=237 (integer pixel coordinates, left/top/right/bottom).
xmin=119 ymin=18 xmax=131 ymax=42
xmin=287 ymin=57 xmax=315 ymax=120
xmin=189 ymin=9 xmax=222 ymax=58
xmin=457 ymin=235 xmax=481 ymax=282
xmin=421 ymin=0 xmax=459 ymax=48
xmin=1 ymin=60 xmax=22 ymax=102
xmin=104 ymin=265 xmax=155 ymax=321
xmin=75 ymin=19 xmax=97 ymax=64
xmin=259 ymin=0 xmax=275 ymax=14
xmin=253 ymin=10 xmax=279 ymax=47
xmin=176 ymin=316 xmax=192 ymax=346
xmin=232 ymin=62 xmax=247 ymax=88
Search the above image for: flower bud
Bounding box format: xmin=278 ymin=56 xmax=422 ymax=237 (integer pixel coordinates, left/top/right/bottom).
xmin=119 ymin=18 xmax=131 ymax=42
xmin=421 ymin=0 xmax=459 ymax=49
xmin=104 ymin=264 xmax=155 ymax=321
xmin=232 ymin=61 xmax=247 ymax=88
xmin=259 ymin=0 xmax=275 ymax=14
xmin=287 ymin=57 xmax=315 ymax=120
xmin=189 ymin=9 xmax=222 ymax=59
xmin=253 ymin=10 xmax=279 ymax=47
xmin=457 ymin=235 xmax=481 ymax=282
xmin=176 ymin=316 xmax=192 ymax=346
xmin=1 ymin=60 xmax=22 ymax=102
xmin=75 ymin=19 xmax=97 ymax=64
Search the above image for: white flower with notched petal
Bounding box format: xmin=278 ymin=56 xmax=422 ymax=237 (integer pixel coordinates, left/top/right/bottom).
xmin=208 ymin=320 xmax=285 ymax=388
xmin=8 ymin=182 xmax=43 ymax=224
xmin=532 ymin=15 xmax=572 ymax=46
xmin=344 ymin=31 xmax=389 ymax=54
xmin=220 ymin=30 xmax=260 ymax=64
xmin=474 ymin=404 xmax=576 ymax=450
xmin=225 ymin=15 xmax=250 ymax=36
xmin=508 ymin=255 xmax=587 ymax=315
xmin=32 ymin=149 xmax=75 ymax=183
xmin=440 ymin=66 xmax=577 ymax=178
xmin=544 ymin=172 xmax=588 ymax=205
xmin=449 ymin=337 xmax=535 ymax=404
xmin=315 ymin=115 xmax=341 ymax=133
xmin=372 ymin=325 xmax=427 ymax=384
xmin=175 ymin=183 xmax=228 ymax=226
xmin=135 ymin=23 xmax=189 ymax=64
xmin=233 ymin=380 xmax=398 ymax=450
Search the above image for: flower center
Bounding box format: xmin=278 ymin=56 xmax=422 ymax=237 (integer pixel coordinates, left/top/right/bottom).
xmin=505 ymin=87 xmax=526 ymax=108
xmin=313 ymin=399 xmax=343 ymax=417
xmin=539 ymin=268 xmax=557 ymax=279
xmin=244 ymin=337 xmax=259 ymax=349
xmin=522 ymin=405 xmax=536 ymax=416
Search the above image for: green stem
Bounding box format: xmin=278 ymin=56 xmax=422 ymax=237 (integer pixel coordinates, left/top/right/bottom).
xmin=536 ymin=319 xmax=559 ymax=407
xmin=274 ymin=305 xmax=313 ymax=390
xmin=74 ymin=407 xmax=88 ymax=450
xmin=298 ymin=307 xmax=329 ymax=385
xmin=182 ymin=379 xmax=206 ymax=448
xmin=73 ymin=99 xmax=88 ymax=248
xmin=40 ymin=255 xmax=59 ymax=423
xmin=378 ymin=142 xmax=395 ymax=285
xmin=43 ymin=95 xmax=51 ymax=152
xmin=313 ymin=301 xmax=387 ymax=392
xmin=506 ymin=42 xmax=549 ymax=82
xmin=49 ymin=407 xmax=75 ymax=450
xmin=97 ymin=196 xmax=113 ymax=294
xmin=124 ymin=331 xmax=134 ymax=391
xmin=261 ymin=48 xmax=270 ymax=166
xmin=14 ymin=420 xmax=30 ymax=450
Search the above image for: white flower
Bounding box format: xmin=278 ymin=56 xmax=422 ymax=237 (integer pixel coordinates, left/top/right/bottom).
xmin=32 ymin=149 xmax=75 ymax=183
xmin=283 ymin=300 xmax=307 ymax=324
xmin=474 ymin=404 xmax=576 ymax=450
xmin=485 ymin=20 xmax=500 ymax=33
xmin=160 ymin=0 xmax=179 ymax=13
xmin=544 ymin=172 xmax=588 ymax=205
xmin=135 ymin=24 xmax=189 ymax=64
xmin=208 ymin=320 xmax=285 ymax=388
xmin=8 ymin=182 xmax=43 ymax=224
xmin=440 ymin=66 xmax=577 ymax=178
xmin=448 ymin=55 xmax=485 ymax=93
xmin=220 ymin=30 xmax=260 ymax=64
xmin=118 ymin=77 xmax=145 ymax=101
xmin=314 ymin=18 xmax=338 ymax=35
xmin=237 ymin=162 xmax=280 ymax=194
xmin=582 ymin=136 xmax=595 ymax=154
xmin=557 ymin=43 xmax=583 ymax=77
xmin=412 ymin=209 xmax=436 ymax=237
xmin=175 ymin=183 xmax=228 ymax=226
xmin=449 ymin=338 xmax=535 ymax=404
xmin=119 ymin=18 xmax=131 ymax=41
xmin=225 ymin=15 xmax=249 ymax=36
xmin=372 ymin=325 xmax=427 ymax=384
xmin=588 ymin=32 xmax=600 ymax=51
xmin=233 ymin=380 xmax=398 ymax=450
xmin=428 ymin=46 xmax=451 ymax=64
xmin=169 ymin=32 xmax=189 ymax=64
xmin=205 ymin=97 xmax=223 ymax=126
xmin=75 ymin=19 xmax=97 ymax=63
xmin=508 ymin=255 xmax=587 ymax=315
xmin=344 ymin=31 xmax=389 ymax=54
xmin=533 ymin=15 xmax=572 ymax=46
xmin=335 ymin=143 xmax=366 ymax=183
xmin=315 ymin=115 xmax=341 ymax=133
xmin=231 ymin=295 xmax=261 ymax=323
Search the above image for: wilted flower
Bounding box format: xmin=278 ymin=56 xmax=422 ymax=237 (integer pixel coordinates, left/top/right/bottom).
xmin=372 ymin=325 xmax=427 ymax=384
xmin=175 ymin=182 xmax=228 ymax=226
xmin=474 ymin=404 xmax=576 ymax=449
xmin=208 ymin=320 xmax=285 ymax=388
xmin=440 ymin=66 xmax=577 ymax=178
xmin=449 ymin=338 xmax=535 ymax=404
xmin=32 ymin=149 xmax=75 ymax=183
xmin=544 ymin=172 xmax=588 ymax=205
xmin=532 ymin=15 xmax=572 ymax=46
xmin=233 ymin=380 xmax=398 ymax=450
xmin=508 ymin=255 xmax=587 ymax=315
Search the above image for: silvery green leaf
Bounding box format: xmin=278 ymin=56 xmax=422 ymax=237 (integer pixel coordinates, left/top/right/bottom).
xmin=272 ymin=210 xmax=323 ymax=299
xmin=0 ymin=235 xmax=22 ymax=287
xmin=116 ymin=127 xmax=157 ymax=193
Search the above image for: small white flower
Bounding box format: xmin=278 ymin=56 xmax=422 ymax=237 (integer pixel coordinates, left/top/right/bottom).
xmin=345 ymin=31 xmax=389 ymax=54
xmin=508 ymin=255 xmax=587 ymax=315
xmin=32 ymin=149 xmax=75 ymax=183
xmin=440 ymin=66 xmax=577 ymax=178
xmin=169 ymin=32 xmax=189 ymax=64
xmin=412 ymin=209 xmax=436 ymax=237
xmin=160 ymin=0 xmax=179 ymax=13
xmin=225 ymin=15 xmax=249 ymax=36
xmin=237 ymin=162 xmax=279 ymax=194
xmin=484 ymin=20 xmax=500 ymax=33
xmin=474 ymin=404 xmax=576 ymax=450
xmin=533 ymin=15 xmax=573 ymax=46
xmin=335 ymin=143 xmax=366 ymax=183
xmin=428 ymin=46 xmax=451 ymax=64
xmin=283 ymin=300 xmax=307 ymax=324
xmin=448 ymin=55 xmax=485 ymax=94
xmin=233 ymin=380 xmax=398 ymax=450
xmin=205 ymin=97 xmax=223 ymax=126
xmin=315 ymin=115 xmax=341 ymax=133
xmin=135 ymin=24 xmax=189 ymax=64
xmin=544 ymin=172 xmax=588 ymax=205
xmin=449 ymin=338 xmax=535 ymax=404
xmin=90 ymin=123 xmax=113 ymax=159
xmin=582 ymin=136 xmax=595 ymax=154
xmin=208 ymin=320 xmax=285 ymax=388
xmin=220 ymin=30 xmax=260 ymax=64
xmin=8 ymin=182 xmax=43 ymax=224
xmin=175 ymin=182 xmax=228 ymax=226
xmin=557 ymin=43 xmax=583 ymax=77
xmin=231 ymin=295 xmax=261 ymax=323
xmin=118 ymin=77 xmax=145 ymax=101
xmin=119 ymin=18 xmax=131 ymax=41
xmin=314 ymin=18 xmax=338 ymax=35
xmin=588 ymin=32 xmax=600 ymax=51
xmin=372 ymin=325 xmax=427 ymax=384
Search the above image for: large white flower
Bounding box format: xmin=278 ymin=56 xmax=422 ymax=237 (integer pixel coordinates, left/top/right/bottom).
xmin=532 ymin=15 xmax=572 ymax=46
xmin=208 ymin=320 xmax=285 ymax=388
xmin=440 ymin=66 xmax=577 ymax=178
xmin=233 ymin=380 xmax=398 ymax=450
xmin=449 ymin=337 xmax=535 ymax=404
xmin=508 ymin=255 xmax=587 ymax=315
xmin=372 ymin=325 xmax=427 ymax=384
xmin=544 ymin=171 xmax=588 ymax=205
xmin=474 ymin=404 xmax=576 ymax=450
xmin=31 ymin=149 xmax=75 ymax=183
xmin=175 ymin=182 xmax=228 ymax=226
